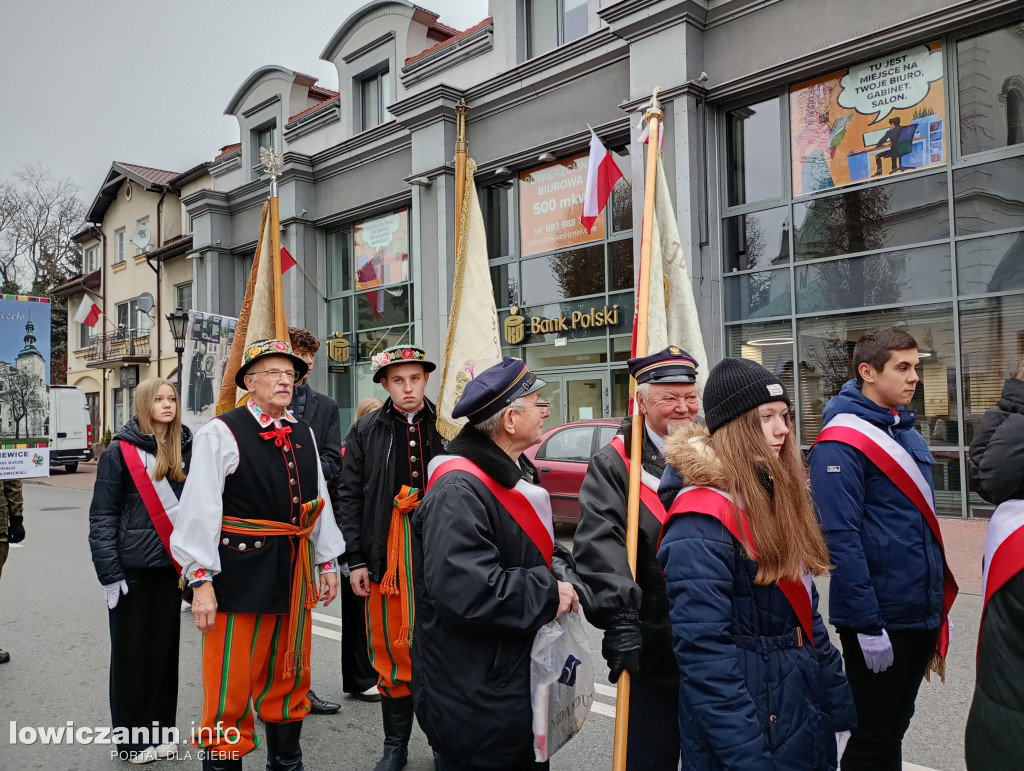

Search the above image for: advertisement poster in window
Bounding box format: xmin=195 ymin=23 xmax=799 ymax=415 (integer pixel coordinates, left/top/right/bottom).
xmin=0 ymin=295 xmax=50 ymax=477
xmin=354 ymin=210 xmax=409 ymax=291
xmin=181 ymin=310 xmax=237 ymax=434
xmin=790 ymin=42 xmax=945 ymax=196
xmin=519 ymin=153 xmax=604 ymax=257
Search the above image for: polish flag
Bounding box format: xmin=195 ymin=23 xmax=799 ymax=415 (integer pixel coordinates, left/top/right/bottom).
xmin=280 ymin=246 xmax=297 ymax=273
xmin=73 ymin=296 xmax=102 ymax=327
xmin=580 ymin=128 xmax=624 ymax=234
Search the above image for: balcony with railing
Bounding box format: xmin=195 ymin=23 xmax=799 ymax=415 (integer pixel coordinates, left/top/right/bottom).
xmin=84 ymin=328 xmax=151 ymax=368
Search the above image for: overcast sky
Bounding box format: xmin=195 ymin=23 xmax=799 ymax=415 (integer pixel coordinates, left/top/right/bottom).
xmin=0 ymin=0 xmax=487 ymax=203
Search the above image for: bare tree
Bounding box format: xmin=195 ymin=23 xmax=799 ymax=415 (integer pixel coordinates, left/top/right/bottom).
xmin=0 ymin=368 xmax=47 ymax=440
xmin=9 ymin=164 xmax=85 ymax=289
xmin=0 ymin=180 xmax=22 ymax=290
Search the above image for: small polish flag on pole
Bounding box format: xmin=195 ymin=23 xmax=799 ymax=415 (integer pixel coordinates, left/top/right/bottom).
xmin=280 ymin=246 xmax=297 ymax=273
xmin=73 ymin=296 xmax=102 ymax=327
xmin=580 ymin=126 xmax=624 ymax=234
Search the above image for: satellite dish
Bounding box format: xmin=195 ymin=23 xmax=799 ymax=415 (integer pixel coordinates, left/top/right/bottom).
xmin=130 ymin=221 xmax=151 ymax=250
xmin=136 ymin=292 xmax=155 ymax=314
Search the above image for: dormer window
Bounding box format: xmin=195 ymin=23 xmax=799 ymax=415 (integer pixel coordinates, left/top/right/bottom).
xmin=359 ymin=67 xmax=391 ymax=131
xmin=252 ymin=123 xmax=278 ymax=171
xmin=525 ymin=0 xmax=588 ymax=59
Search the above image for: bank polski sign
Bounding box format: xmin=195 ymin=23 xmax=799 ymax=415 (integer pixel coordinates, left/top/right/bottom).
xmin=502 ymin=300 xmax=629 ymax=345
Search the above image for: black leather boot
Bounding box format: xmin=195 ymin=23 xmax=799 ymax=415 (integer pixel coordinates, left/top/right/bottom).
xmin=264 ymin=721 xmax=305 ymax=771
xmin=373 ymin=696 xmax=414 ymax=771
xmin=202 ymin=752 xmax=243 ymax=770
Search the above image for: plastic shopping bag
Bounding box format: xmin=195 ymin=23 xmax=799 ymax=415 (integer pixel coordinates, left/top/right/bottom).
xmin=530 ymin=611 xmax=595 ymax=761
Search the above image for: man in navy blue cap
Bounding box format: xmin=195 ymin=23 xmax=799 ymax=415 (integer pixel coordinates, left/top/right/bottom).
xmin=410 ymin=357 xmax=586 ymax=770
xmin=573 ymin=346 xmax=701 ymax=770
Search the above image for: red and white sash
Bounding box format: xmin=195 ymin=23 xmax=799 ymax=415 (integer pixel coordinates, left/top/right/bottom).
xmin=427 ymin=455 xmax=555 ymax=568
xmin=815 ymin=413 xmax=958 ymax=661
xmin=666 ymin=486 xmax=816 ymax=650
xmin=121 ymin=443 xmax=183 ymax=575
xmin=609 ymin=434 xmax=669 ymax=524
xmin=982 ymin=499 xmax=1024 ymax=619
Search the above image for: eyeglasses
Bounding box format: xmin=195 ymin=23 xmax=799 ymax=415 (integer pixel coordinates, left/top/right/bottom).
xmin=252 ymin=369 xmax=298 ymax=383
xmin=529 ymin=400 xmax=552 ymax=410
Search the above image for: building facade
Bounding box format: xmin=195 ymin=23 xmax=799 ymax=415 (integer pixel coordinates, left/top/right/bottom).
xmin=183 ymin=0 xmax=1024 ymax=518
xmin=59 ymin=162 xmax=211 ymax=439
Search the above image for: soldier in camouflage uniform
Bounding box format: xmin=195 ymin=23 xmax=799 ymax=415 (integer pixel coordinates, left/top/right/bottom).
xmin=0 ymin=478 xmax=25 ymax=664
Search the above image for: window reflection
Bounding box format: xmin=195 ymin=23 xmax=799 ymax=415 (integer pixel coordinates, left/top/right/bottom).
xmin=327 ymin=230 xmax=352 ymax=295
xmin=953 ymin=155 xmax=1024 ymax=236
xmin=794 ymin=173 xmax=948 ymax=260
xmin=724 ymin=321 xmax=796 ymax=405
xmin=521 ymin=245 xmax=605 ymax=304
xmin=490 ymin=263 xmax=519 ymax=308
xmin=726 ymin=98 xmax=784 ymax=206
xmin=957 ymin=24 xmax=1024 ymax=155
xmin=608 ymin=239 xmax=634 ymax=291
xmin=795 ymin=244 xmax=951 ymax=313
xmin=723 ymin=207 xmax=790 ymax=272
xmin=357 ymin=327 xmax=410 ymax=362
xmin=724 ymin=268 xmax=792 ymax=321
xmin=956 ymin=232 xmax=1024 ymax=295
xmin=959 ymin=293 xmax=1024 ymax=445
xmin=355 ymin=285 xmax=410 ymax=330
xmin=480 ymin=184 xmax=513 ymax=258
xmin=797 ymin=304 xmax=956 ymax=446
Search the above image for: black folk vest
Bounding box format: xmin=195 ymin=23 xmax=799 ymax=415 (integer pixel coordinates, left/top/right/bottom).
xmin=212 ymin=406 xmax=320 ymax=614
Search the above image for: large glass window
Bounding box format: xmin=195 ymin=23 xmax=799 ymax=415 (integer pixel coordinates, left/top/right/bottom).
xmin=796 ymin=304 xmax=956 ymax=446
xmin=116 ymin=299 xmax=150 ymax=336
xmin=726 ymin=98 xmax=784 ymax=206
xmin=794 ymin=173 xmax=948 ymax=261
xmin=526 ymin=0 xmax=587 ymax=59
xmin=521 ymin=245 xmax=605 ymax=305
xmin=480 ymin=183 xmax=513 ymax=258
xmin=956 ymin=232 xmax=1024 ymax=295
xmin=957 ymin=24 xmax=1024 ymax=156
xmin=360 ymin=68 xmax=391 ymax=131
xmin=723 ymin=207 xmax=789 ymax=273
xmin=953 ymin=154 xmax=1024 ymax=235
xmin=724 ymin=268 xmax=791 ymax=321
xmin=724 ymin=320 xmax=796 ymax=406
xmin=794 ymin=244 xmax=952 ymax=314
xmin=959 ymin=293 xmax=1024 ymax=445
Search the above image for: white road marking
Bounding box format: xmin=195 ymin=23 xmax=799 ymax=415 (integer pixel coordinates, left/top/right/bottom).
xmin=590 ymin=702 xmax=616 ymax=718
xmin=312 ymin=625 xmax=341 ymax=640
xmin=594 ymin=683 xmax=617 ymax=698
xmin=312 ymin=611 xmax=341 ymax=626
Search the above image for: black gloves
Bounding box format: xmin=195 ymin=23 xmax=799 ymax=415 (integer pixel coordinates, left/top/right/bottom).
xmin=7 ymin=515 xmax=24 ymax=544
xmin=602 ymin=623 xmax=642 ymax=684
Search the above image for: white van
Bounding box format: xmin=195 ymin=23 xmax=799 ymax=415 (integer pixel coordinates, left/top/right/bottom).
xmin=48 ymin=385 xmax=93 ymax=473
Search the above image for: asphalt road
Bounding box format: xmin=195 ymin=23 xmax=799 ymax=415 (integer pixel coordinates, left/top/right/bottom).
xmin=0 ymin=483 xmax=980 ymax=770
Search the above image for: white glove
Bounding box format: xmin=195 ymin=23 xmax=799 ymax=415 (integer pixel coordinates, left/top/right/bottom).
xmin=836 ymin=730 xmax=851 ymax=761
xmin=857 ymin=629 xmax=894 ymax=673
xmin=103 ymin=580 xmax=129 ymax=609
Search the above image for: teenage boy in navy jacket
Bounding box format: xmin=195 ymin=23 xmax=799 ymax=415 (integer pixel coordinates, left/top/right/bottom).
xmin=809 ymin=326 xmax=948 ymax=771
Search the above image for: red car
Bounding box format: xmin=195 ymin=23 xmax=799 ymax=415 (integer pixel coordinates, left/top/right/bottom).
xmin=524 ymin=418 xmax=623 ymax=525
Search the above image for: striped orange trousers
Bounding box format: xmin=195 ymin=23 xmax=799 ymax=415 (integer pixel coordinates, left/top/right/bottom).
xmin=194 ymin=612 xmax=311 ymax=757
xmin=365 ymin=580 xmax=414 ymax=698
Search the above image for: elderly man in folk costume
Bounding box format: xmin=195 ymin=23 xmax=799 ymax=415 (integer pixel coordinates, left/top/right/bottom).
xmin=171 ymin=339 xmax=345 ymax=771
xmin=336 ymin=344 xmax=446 ymax=771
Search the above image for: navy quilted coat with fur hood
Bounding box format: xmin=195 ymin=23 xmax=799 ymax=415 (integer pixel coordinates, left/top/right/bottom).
xmin=657 ymin=427 xmax=856 ymax=770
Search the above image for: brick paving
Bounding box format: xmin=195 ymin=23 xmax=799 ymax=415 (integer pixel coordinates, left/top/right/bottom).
xmin=938 ymin=517 xmax=988 ymax=596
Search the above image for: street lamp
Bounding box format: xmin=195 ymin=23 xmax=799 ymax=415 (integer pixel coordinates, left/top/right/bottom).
xmin=165 ymin=307 xmax=189 ymax=391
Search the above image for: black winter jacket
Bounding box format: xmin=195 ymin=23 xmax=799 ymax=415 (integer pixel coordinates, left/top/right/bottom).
xmin=336 ymin=398 xmax=445 ymax=582
xmin=411 ymin=425 xmax=561 ymax=767
xmin=89 ymin=419 xmax=193 ymax=585
xmin=969 ymin=377 xmax=1024 ymax=505
xmin=573 ymin=418 xmax=678 ymax=686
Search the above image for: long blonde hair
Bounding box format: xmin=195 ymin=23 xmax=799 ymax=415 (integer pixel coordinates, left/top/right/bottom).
xmin=355 ymin=397 xmax=384 ymax=421
xmin=711 ymin=408 xmax=831 ymax=583
xmin=133 ymin=378 xmax=185 ymax=483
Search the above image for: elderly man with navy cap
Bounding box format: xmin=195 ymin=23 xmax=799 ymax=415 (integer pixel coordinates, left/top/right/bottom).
xmin=573 ymin=345 xmax=701 ymax=770
xmin=410 ymin=357 xmax=586 ymax=770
